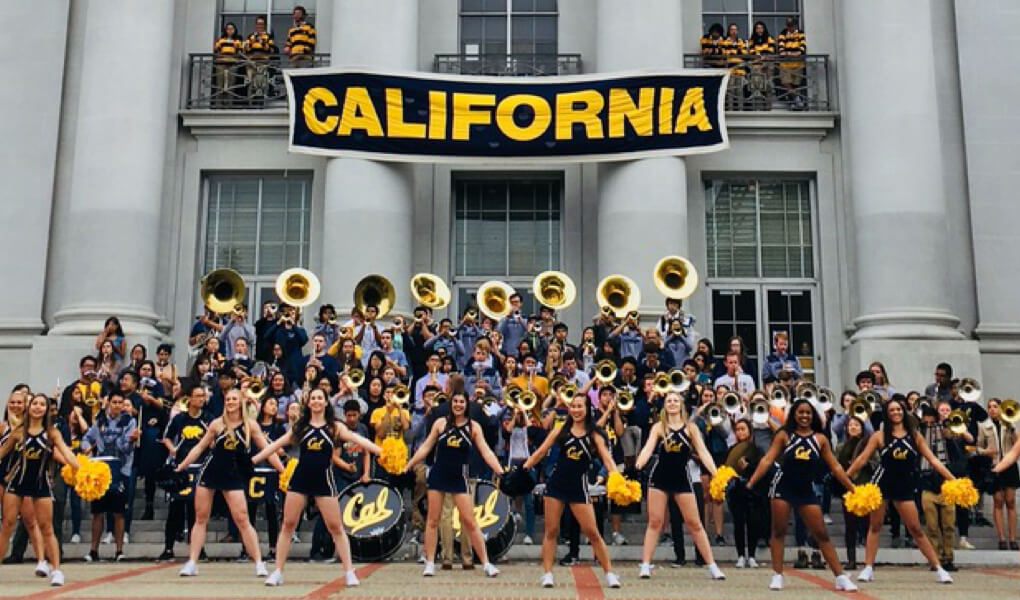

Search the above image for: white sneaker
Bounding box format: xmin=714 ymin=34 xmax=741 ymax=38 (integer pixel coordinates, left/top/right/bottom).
xmin=735 ymin=556 xmax=747 ymax=569
xmin=35 ymin=560 xmax=51 ymax=577
xmin=639 ymin=563 xmax=652 ymax=579
xmin=935 ymin=567 xmax=953 ymax=584
xmin=605 ymin=572 xmax=621 ymax=588
xmin=958 ymin=537 xmax=975 ymax=550
xmin=123 ymin=532 xmax=129 ymax=544
xmin=422 ymin=561 xmax=435 ymax=577
xmin=522 ymin=535 xmax=534 ymax=545
xmin=483 ymin=562 xmax=500 ymax=577
xmin=769 ymin=573 xmax=784 ymax=590
xmin=823 ymin=513 xmax=834 ymax=525
xmin=291 ymin=532 xmax=301 ymax=543
xmin=541 ymin=572 xmax=554 ymax=588
xmin=101 ymin=532 xmax=114 ymax=544
xmin=70 ymin=534 xmax=81 ymax=544
xmin=255 ymin=560 xmax=269 ymax=577
xmin=707 ymin=563 xmax=726 ymax=580
xmin=179 ymin=560 xmax=198 ymax=577
xmin=748 ymin=557 xmax=759 ymax=568
xmin=50 ymin=569 xmax=65 ymax=587
xmin=856 ymin=565 xmax=874 ymax=582
xmin=264 ymin=569 xmax=283 ymax=586
xmin=345 ymin=570 xmax=360 ymax=587
xmin=835 ymin=574 xmax=858 ymax=591
xmin=611 ymin=531 xmax=627 ymax=545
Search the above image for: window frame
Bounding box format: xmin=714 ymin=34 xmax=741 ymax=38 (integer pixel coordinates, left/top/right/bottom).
xmin=217 ymin=0 xmax=317 ymax=43
xmin=700 ymin=0 xmax=802 ymax=42
xmin=458 ymin=0 xmax=558 ymax=57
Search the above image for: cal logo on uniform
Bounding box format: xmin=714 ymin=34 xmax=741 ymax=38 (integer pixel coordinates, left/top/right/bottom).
xmin=566 ymin=446 xmax=584 ymax=461
xmin=181 ymin=425 xmax=204 ymax=440
xmin=794 ymin=446 xmax=812 ymax=461
xmin=285 ymin=69 xmax=729 ymax=162
xmin=892 ymin=447 xmax=909 ymax=460
xmin=664 ymin=438 xmax=684 ymax=453
xmin=306 ymin=438 xmax=325 ymax=451
xmin=446 ymin=436 xmax=461 ymax=448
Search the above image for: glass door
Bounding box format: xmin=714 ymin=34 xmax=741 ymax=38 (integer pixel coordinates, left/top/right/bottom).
xmin=709 ymin=287 xmax=761 ymax=380
xmin=764 ymin=286 xmax=818 ymax=382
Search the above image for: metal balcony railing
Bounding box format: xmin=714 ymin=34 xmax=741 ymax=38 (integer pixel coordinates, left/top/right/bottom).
xmin=683 ymin=54 xmax=831 ymax=112
xmin=433 ymin=53 xmax=582 ymax=76
xmin=182 ymin=53 xmax=330 ymax=110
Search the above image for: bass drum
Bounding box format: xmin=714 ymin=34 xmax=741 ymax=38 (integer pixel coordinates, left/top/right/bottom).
xmin=338 ymin=479 xmax=406 ymax=562
xmin=452 ymin=479 xmax=516 ymax=562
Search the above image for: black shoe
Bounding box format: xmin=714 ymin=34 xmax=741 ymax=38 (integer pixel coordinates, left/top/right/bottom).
xmin=904 ymin=538 xmax=915 ymax=548
xmin=942 ymin=562 xmax=958 ymax=572
xmin=1011 ymin=541 xmax=1019 ymax=551
xmin=975 ymin=516 xmax=993 ymax=527
xmin=714 ymin=535 xmax=726 ymax=546
xmin=199 ymin=549 xmax=208 ymax=562
xmin=694 ymin=555 xmax=706 ymax=567
xmin=1 ymin=556 xmax=24 ymax=565
xmin=558 ymin=555 xmax=578 ymax=567
xmin=158 ymin=549 xmax=174 ymax=561
xmin=266 ymin=551 xmax=276 ymax=562
xmin=235 ymin=550 xmax=249 ymax=562
xmin=794 ymin=549 xmax=808 ymax=569
xmin=115 ymin=552 xmax=125 ymax=562
xmin=846 ymin=560 xmax=857 ymax=571
xmin=670 ymin=558 xmax=686 ymax=568
xmin=810 ymin=550 xmax=824 ymax=570
xmin=1000 ymin=540 xmax=1008 ymax=550
xmin=84 ymin=550 xmax=98 ymax=563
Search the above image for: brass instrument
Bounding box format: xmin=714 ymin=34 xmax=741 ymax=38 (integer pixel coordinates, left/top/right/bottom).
xmin=391 ymin=384 xmax=410 ymax=408
xmin=1000 ymin=398 xmax=1020 ymax=425
xmin=816 ymin=386 xmax=835 ymax=414
xmin=617 ymin=390 xmax=634 ymax=412
xmin=244 ymin=377 xmax=266 ymax=402
xmin=722 ymin=390 xmax=742 ymax=414
xmin=849 ymin=398 xmax=872 ymax=420
xmin=559 ymin=382 xmax=578 ymax=403
xmin=600 ymin=305 xmax=615 ymax=319
xmin=946 ymin=409 xmax=968 ymax=435
xmin=668 ymin=368 xmax=688 ymax=392
xmin=200 ymin=268 xmax=246 ymax=314
xmin=959 ymin=377 xmax=982 ymax=403
xmin=410 ymin=273 xmax=451 ymax=310
xmin=326 ymin=315 xmax=339 ymax=326
xmin=858 ymin=390 xmax=881 ymax=413
xmin=533 ymin=271 xmax=577 ymax=310
xmin=917 ymin=396 xmax=933 ymax=414
xmin=750 ymin=398 xmax=770 ymax=425
xmin=594 ymin=359 xmax=617 ymax=385
xmin=354 ymin=274 xmax=396 ymax=318
xmin=795 ymin=381 xmax=818 ymax=404
xmin=231 ymin=303 xmax=247 ymax=317
xmin=275 ymin=268 xmax=321 ymax=308
xmin=550 ymin=375 xmax=568 ymax=397
xmin=433 ymin=393 xmax=449 ymax=405
xmin=518 ymin=390 xmax=538 ymax=412
xmin=706 ymin=402 xmax=725 ymax=426
xmin=653 ymin=255 xmax=699 ymax=300
xmin=338 ymin=325 xmax=354 ymax=339
xmin=465 ymin=308 xmax=478 ymax=321
xmin=653 ymin=372 xmax=672 ymax=396
xmin=504 ymin=384 xmax=523 ymax=407
xmin=476 ymin=280 xmax=516 ymax=320
xmin=596 ymin=274 xmax=641 ymax=318
xmin=343 ymin=367 xmax=365 ymax=389
xmin=769 ymin=385 xmax=790 ymax=409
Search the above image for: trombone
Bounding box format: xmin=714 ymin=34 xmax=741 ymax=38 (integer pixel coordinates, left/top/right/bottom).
xmin=594 ymin=359 xmax=617 ymax=385
xmin=653 ymin=255 xmax=699 ymax=300
xmin=533 ymin=271 xmax=577 ymax=310
xmin=410 ymin=273 xmax=451 ymax=310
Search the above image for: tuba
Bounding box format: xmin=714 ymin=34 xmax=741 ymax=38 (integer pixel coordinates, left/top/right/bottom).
xmin=410 ymin=273 xmax=451 ymax=310
xmin=476 ymin=280 xmax=516 ymax=320
xmin=594 ymin=359 xmax=617 ymax=385
xmin=533 ymin=271 xmax=576 ymax=310
xmin=1000 ymin=399 xmax=1020 ymax=425
xmin=653 ymin=255 xmax=699 ymax=300
xmin=354 ymin=274 xmax=396 ymax=319
xmin=275 ymin=268 xmax=321 ymax=308
xmin=946 ymin=409 xmax=968 ymax=435
xmin=596 ymin=275 xmax=641 ymax=319
xmin=200 ymin=268 xmax=246 ymax=314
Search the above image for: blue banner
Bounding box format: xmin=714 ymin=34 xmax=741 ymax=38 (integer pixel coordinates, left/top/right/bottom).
xmin=285 ymin=68 xmax=729 ymax=163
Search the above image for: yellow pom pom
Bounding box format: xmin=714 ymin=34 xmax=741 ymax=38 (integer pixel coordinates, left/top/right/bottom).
xmin=709 ymin=465 xmax=738 ymax=502
xmin=940 ymin=477 xmax=979 ymax=507
xmin=379 ymin=436 xmax=407 ymax=475
xmin=61 ymin=453 xmax=88 ymax=486
xmin=843 ymin=483 xmax=883 ymax=516
xmin=279 ymin=459 xmax=298 ymax=492
xmin=606 ymin=472 xmax=642 ymax=506
xmin=74 ymin=459 xmax=112 ymax=501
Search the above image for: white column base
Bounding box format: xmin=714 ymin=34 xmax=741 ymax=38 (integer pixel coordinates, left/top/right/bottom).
xmin=850 ymin=309 xmax=965 ymax=341
xmin=841 ymin=338 xmax=982 ymax=394
xmin=48 ymin=304 xmax=162 ymax=338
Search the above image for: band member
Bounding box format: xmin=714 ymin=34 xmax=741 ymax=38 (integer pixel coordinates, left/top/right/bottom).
xmin=991 ymin=428 xmax=1020 ymax=559
xmin=845 ymin=397 xmax=955 ymax=584
xmin=635 ymin=391 xmax=726 ymax=579
xmin=253 ymin=388 xmax=380 ymax=587
xmin=522 ymin=394 xmax=622 ymax=589
xmin=404 ymin=392 xmax=503 ymax=577
xmin=980 ymin=398 xmax=1019 ymax=549
xmin=174 ymin=389 xmax=285 ymax=577
xmin=0 ymin=394 xmax=78 ymax=587
xmin=745 ymin=399 xmax=858 ymax=592
xmin=159 ymin=385 xmax=211 ymax=561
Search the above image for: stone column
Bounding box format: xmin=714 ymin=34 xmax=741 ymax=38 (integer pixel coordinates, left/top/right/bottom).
xmin=321 ymin=1 xmax=417 ymax=314
xmin=595 ymin=0 xmax=688 ymax=314
xmin=839 ymin=0 xmax=979 ymax=389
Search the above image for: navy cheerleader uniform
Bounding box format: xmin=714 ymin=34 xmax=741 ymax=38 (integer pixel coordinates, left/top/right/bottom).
xmin=288 ymin=425 xmax=339 ymax=497
xmin=769 ymin=432 xmax=822 ymax=506
xmin=648 ymin=425 xmax=695 ymax=494
xmin=545 ymin=432 xmax=595 ymax=504
xmin=426 ymin=421 xmax=473 ymax=494
xmin=7 ymin=430 xmax=54 ymax=498
xmin=0 ymin=427 xmax=15 ymax=485
xmin=198 ymin=424 xmax=249 ymax=491
xmin=872 ymin=433 xmax=919 ymax=501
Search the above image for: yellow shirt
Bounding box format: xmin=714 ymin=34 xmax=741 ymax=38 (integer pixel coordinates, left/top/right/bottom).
xmin=370 ymin=406 xmax=410 ymax=446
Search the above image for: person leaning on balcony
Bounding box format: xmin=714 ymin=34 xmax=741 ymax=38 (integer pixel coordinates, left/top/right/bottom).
xmin=212 ymin=22 xmax=243 ymax=108
xmin=244 ymin=15 xmax=277 ymax=105
xmin=777 ymin=17 xmax=807 ymax=110
xmin=721 ymin=23 xmax=748 ymax=108
xmin=700 ymin=23 xmax=726 ymax=68
xmin=747 ymin=21 xmax=776 ymax=109
xmin=283 ymin=5 xmax=316 ymax=67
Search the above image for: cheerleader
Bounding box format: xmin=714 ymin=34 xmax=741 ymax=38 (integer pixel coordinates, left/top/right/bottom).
xmin=251 ymin=388 xmax=380 ymax=587
xmin=992 ymin=426 xmax=1020 ymax=557
xmin=980 ymin=398 xmax=1018 ymax=550
xmin=522 ymin=393 xmax=622 ymax=589
xmin=0 ymin=394 xmax=79 ymax=586
xmin=744 ymin=399 xmax=858 ymax=592
xmin=847 ymin=397 xmax=955 ymax=584
xmin=174 ymin=388 xmax=285 ymax=577
xmin=1 ymin=388 xmax=47 ymax=576
xmin=404 ymin=392 xmax=505 ymax=578
xmin=634 ymin=391 xmax=726 ymax=580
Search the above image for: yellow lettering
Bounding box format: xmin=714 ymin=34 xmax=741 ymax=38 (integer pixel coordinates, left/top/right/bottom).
xmin=892 ymin=448 xmax=908 ymax=460
xmin=658 ymin=88 xmax=675 ymax=135
xmin=794 ymin=446 xmax=812 ymax=461
xmin=337 ymin=87 xmax=384 ymax=137
xmin=306 ymin=438 xmax=325 ymax=451
xmin=607 ymin=88 xmax=654 ymax=137
xmin=428 ymin=90 xmax=447 ymax=140
xmin=446 ymin=436 xmax=461 ymax=448
xmin=555 ymin=90 xmax=604 ymax=140
xmin=385 ymin=88 xmax=427 ymax=139
xmin=248 ymin=476 xmax=266 ymax=499
xmin=302 ymin=87 xmax=339 ymax=135
xmin=495 ymin=94 xmax=552 ymax=141
xmin=566 ymin=446 xmax=584 ymax=461
xmin=673 ymin=87 xmax=712 ymax=134
xmin=25 ymin=447 xmax=43 ymax=460
xmin=342 ymin=488 xmax=394 ymax=535
xmin=451 ymin=93 xmax=496 ymax=140
xmin=452 ymin=490 xmax=501 ymax=535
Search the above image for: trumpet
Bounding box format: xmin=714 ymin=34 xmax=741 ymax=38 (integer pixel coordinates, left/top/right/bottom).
xmin=343 ymin=367 xmax=365 ymax=389
xmin=946 ymin=409 xmax=968 ymax=435
xmin=750 ymin=398 xmax=770 ymax=425
xmin=1000 ymin=398 xmax=1020 ymax=425
xmin=706 ymin=402 xmax=725 ymax=426
xmin=722 ymin=390 xmax=742 ymax=414
xmin=594 ymin=359 xmax=617 ymax=385
xmin=959 ymin=378 xmax=982 ymax=403
xmin=617 ymin=390 xmax=634 ymax=412
xmin=391 ymin=384 xmax=410 ymax=408
xmin=769 ymin=385 xmax=790 ymax=409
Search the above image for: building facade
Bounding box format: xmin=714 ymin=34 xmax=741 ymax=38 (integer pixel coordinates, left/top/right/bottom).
xmin=2 ymin=0 xmax=1018 ymax=398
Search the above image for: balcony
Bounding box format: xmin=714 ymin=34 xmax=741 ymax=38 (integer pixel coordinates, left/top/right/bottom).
xmin=181 ymin=53 xmax=331 ymax=110
xmin=433 ymin=53 xmax=582 ymax=76
xmin=683 ymin=54 xmax=832 ymax=112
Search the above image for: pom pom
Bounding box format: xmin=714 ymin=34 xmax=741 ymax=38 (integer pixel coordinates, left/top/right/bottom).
xmin=498 ymin=465 xmax=536 ymax=497
xmin=60 ymin=454 xmax=89 ymax=486
xmin=842 ymin=483 xmax=883 ymax=516
xmin=74 ymin=459 xmax=112 ymax=501
xmin=279 ymin=458 xmax=298 ymax=492
xmin=378 ymin=436 xmax=407 ymax=475
xmin=606 ymin=471 xmax=642 ymax=506
xmin=940 ymin=477 xmax=979 ymax=507
xmin=709 ymin=465 xmax=738 ymax=502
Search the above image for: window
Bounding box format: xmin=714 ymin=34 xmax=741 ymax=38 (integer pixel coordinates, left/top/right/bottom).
xmin=460 ymin=0 xmax=558 ymax=56
xmin=203 ymin=172 xmax=312 ymax=313
xmin=219 ymin=0 xmax=317 ymax=44
xmin=452 ymin=176 xmax=562 ymax=316
xmin=705 ymin=179 xmax=813 ymax=278
xmin=701 ymin=0 xmax=800 ymax=41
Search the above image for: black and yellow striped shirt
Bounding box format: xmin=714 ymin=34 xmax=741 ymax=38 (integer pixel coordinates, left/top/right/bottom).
xmin=213 ymin=36 xmax=243 ymax=62
xmin=748 ymin=35 xmax=775 ymax=57
xmin=286 ymin=22 xmax=317 ymax=56
xmin=777 ymin=29 xmax=806 ymax=69
xmin=244 ymin=31 xmax=275 ymax=58
xmin=720 ymin=37 xmax=747 ymax=74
